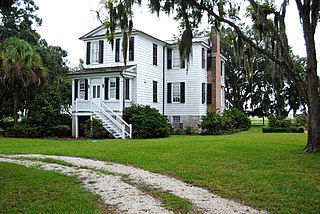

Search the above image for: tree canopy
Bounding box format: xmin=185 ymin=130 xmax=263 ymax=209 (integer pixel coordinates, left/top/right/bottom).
xmin=100 ymin=0 xmax=319 ymax=152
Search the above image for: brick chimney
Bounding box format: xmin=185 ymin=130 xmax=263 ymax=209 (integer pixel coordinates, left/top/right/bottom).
xmin=207 ymin=31 xmax=222 ymax=111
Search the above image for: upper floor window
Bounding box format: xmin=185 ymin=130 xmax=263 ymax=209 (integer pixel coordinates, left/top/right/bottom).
xmin=153 ymin=43 xmax=158 ymax=65
xmin=115 ymin=38 xmax=121 ymax=62
xmin=129 ymin=37 xmax=134 ymax=61
xmin=168 ymin=48 xmax=185 ymax=69
xmin=202 ymin=48 xmax=206 ymax=69
xmin=86 ymin=41 xmax=104 ymax=65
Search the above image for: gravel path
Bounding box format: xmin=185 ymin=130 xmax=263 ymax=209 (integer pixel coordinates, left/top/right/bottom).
xmin=0 ymin=154 xmax=267 ymax=214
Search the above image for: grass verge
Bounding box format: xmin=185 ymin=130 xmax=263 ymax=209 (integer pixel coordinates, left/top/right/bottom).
xmin=0 ymin=126 xmax=319 ymax=213
xmin=0 ymin=162 xmax=104 ymax=213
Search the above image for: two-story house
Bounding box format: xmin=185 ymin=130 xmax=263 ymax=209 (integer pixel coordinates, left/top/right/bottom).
xmin=68 ymin=26 xmax=226 ymax=138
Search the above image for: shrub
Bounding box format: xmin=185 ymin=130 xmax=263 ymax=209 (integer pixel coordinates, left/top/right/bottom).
xmin=223 ymin=108 xmax=251 ymax=131
xmin=81 ymin=118 xmax=107 ymax=139
xmin=5 ymin=125 xmax=40 ymax=138
xmin=268 ymin=115 xmax=291 ymax=128
xmin=184 ymin=126 xmax=195 ymax=135
xmin=52 ymin=125 xmax=71 ymax=138
xmin=198 ymin=110 xmax=227 ymax=135
xmin=123 ymin=105 xmax=170 ymax=139
xmin=262 ymin=126 xmax=304 ymax=133
xmin=295 ymin=114 xmax=308 ymax=127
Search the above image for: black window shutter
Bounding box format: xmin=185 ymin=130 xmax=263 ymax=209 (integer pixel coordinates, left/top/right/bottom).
xmin=99 ymin=40 xmax=104 ymax=63
xmin=153 ymin=44 xmax=157 ymax=65
xmin=125 ymin=79 xmax=130 ymax=99
xmin=116 ymin=77 xmax=120 ymax=99
xmin=153 ymin=81 xmax=157 ymax=103
xmin=74 ymin=79 xmax=78 ymax=100
xmin=207 ymin=84 xmax=212 ymax=104
xmin=167 ymin=83 xmax=172 ymax=103
xmin=84 ymin=79 xmax=88 ymax=100
xmin=105 ymin=78 xmax=109 ymax=100
xmin=115 ymin=39 xmax=120 ymax=62
xmin=167 ymin=49 xmax=172 ymax=69
xmin=86 ymin=42 xmax=91 ymax=65
xmin=129 ymin=37 xmax=134 ymax=61
xmin=207 ymin=49 xmax=212 ymax=69
xmin=202 ymin=83 xmax=206 ymax=104
xmin=180 ymin=82 xmax=185 ymax=103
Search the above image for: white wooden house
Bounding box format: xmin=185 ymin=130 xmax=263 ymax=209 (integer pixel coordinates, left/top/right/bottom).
xmin=69 ymin=26 xmax=225 ymax=138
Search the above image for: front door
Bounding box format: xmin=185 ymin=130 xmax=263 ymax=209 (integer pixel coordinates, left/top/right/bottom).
xmin=91 ymin=79 xmax=101 ymax=100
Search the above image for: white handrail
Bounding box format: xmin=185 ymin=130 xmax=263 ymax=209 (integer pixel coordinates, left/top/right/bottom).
xmin=91 ymin=100 xmax=131 ymax=138
xmin=99 ymin=101 xmax=131 ymax=128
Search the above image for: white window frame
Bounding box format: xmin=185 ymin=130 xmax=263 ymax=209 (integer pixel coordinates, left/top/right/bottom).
xmin=109 ymin=78 xmax=116 ymax=100
xmin=172 ymin=116 xmax=181 ymax=123
xmin=91 ymin=41 xmax=99 ymax=64
xmin=172 ymin=82 xmax=181 ymax=103
xmin=79 ymin=80 xmax=85 ymax=100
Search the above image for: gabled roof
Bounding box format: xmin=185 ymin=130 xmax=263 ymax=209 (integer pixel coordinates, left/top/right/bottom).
xmin=79 ymin=25 xmax=168 ymax=45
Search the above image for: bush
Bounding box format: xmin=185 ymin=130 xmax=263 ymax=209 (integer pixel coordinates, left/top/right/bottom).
xmin=184 ymin=126 xmax=195 ymax=135
xmin=81 ymin=118 xmax=107 ymax=139
xmin=262 ymin=126 xmax=304 ymax=133
xmin=268 ymin=115 xmax=291 ymax=128
xmin=199 ymin=108 xmax=250 ymax=135
xmin=5 ymin=125 xmax=40 ymax=138
xmin=123 ymin=105 xmax=170 ymax=139
xmin=223 ymin=108 xmax=251 ymax=131
xmin=198 ymin=110 xmax=227 ymax=135
xmin=52 ymin=125 xmax=71 ymax=138
xmin=295 ymin=114 xmax=308 ymax=127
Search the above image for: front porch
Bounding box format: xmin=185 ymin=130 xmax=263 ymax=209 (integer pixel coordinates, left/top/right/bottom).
xmin=71 ymin=100 xmax=132 ymax=139
xmin=68 ymin=65 xmax=137 ymax=139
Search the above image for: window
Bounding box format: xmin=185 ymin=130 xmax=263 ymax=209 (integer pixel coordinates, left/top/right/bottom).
xmin=172 ymin=116 xmax=180 ymax=123
xmin=115 ymin=38 xmax=120 ymax=62
xmin=153 ymin=43 xmax=157 ymax=65
xmin=153 ymin=81 xmax=158 ymax=103
xmin=79 ymin=80 xmax=85 ymax=100
xmin=109 ymin=78 xmax=116 ymax=99
xmin=105 ymin=78 xmax=119 ymax=100
xmin=202 ymin=48 xmax=206 ymax=69
xmin=92 ymin=85 xmax=101 ymax=98
xmin=172 ymin=49 xmax=180 ymax=68
xmin=86 ymin=41 xmax=104 ymax=64
xmin=202 ymin=83 xmax=206 ymax=104
xmin=129 ymin=37 xmax=134 ymax=61
xmin=167 ymin=49 xmax=172 ymax=69
xmin=167 ymin=82 xmax=185 ymax=103
xmin=172 ymin=82 xmax=181 ymax=103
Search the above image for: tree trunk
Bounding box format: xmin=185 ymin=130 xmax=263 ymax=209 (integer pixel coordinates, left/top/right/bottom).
xmin=296 ymin=0 xmax=320 ymax=153
xmin=13 ymin=88 xmax=19 ymax=134
xmin=302 ymin=24 xmax=320 ymax=152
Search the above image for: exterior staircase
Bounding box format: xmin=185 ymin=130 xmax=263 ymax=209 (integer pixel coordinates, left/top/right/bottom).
xmin=91 ymin=100 xmax=132 ymax=139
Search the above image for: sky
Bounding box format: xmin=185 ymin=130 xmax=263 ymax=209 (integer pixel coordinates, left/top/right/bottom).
xmin=33 ymin=0 xmax=319 ymax=69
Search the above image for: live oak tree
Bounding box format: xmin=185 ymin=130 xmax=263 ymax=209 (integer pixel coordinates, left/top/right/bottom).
xmin=100 ymin=0 xmax=319 ymax=152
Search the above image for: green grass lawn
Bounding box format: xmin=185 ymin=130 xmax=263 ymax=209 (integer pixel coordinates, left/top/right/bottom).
xmin=0 ymin=162 xmax=103 ymax=213
xmin=1 ymin=126 xmax=320 ymax=213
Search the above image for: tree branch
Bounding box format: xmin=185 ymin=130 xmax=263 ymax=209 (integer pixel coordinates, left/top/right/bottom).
xmin=191 ymin=1 xmax=307 ymax=98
